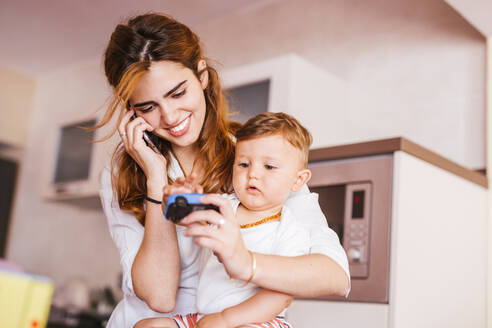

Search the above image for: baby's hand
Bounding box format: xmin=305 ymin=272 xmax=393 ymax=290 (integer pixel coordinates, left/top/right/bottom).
xmin=162 ymin=173 xmax=203 ymax=204
xmin=195 ymin=313 xmax=229 ymax=328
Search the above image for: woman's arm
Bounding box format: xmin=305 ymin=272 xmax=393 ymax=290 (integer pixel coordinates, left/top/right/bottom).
xmin=100 ymin=167 xmax=180 ymax=313
xmin=182 ymin=194 xmax=350 ymax=297
xmin=246 ymin=254 xmax=347 ymax=297
xmin=114 ymin=110 xmax=181 ymax=312
xmin=100 ymin=169 xmax=179 ymax=312
xmin=131 ymin=199 xmax=181 ymax=312
xmin=133 ymin=175 xmax=206 ymax=312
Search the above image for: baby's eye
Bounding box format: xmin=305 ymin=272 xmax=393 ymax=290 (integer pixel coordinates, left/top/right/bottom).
xmin=265 ymin=164 xmax=276 ymax=170
xmin=172 ymin=89 xmax=186 ymax=98
xmin=238 ymin=162 xmax=249 ymax=168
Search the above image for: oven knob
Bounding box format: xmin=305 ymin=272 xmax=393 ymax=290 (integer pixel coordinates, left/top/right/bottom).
xmin=348 ymin=248 xmax=362 ymax=262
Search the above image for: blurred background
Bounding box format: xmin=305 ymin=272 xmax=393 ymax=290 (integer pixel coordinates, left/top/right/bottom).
xmin=0 ymin=0 xmax=490 ymax=327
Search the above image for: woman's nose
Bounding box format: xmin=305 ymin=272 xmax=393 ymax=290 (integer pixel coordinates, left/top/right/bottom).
xmin=158 ymin=102 xmax=180 ymax=125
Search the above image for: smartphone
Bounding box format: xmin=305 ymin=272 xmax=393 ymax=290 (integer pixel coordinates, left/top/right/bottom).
xmin=131 ymin=114 xmax=162 ymax=155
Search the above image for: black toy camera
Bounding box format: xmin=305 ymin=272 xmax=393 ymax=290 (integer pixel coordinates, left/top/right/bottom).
xmin=164 ymin=193 xmax=219 ymax=223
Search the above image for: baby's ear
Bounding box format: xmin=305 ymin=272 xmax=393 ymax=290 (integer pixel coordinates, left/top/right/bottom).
xmin=291 ymin=169 xmax=311 ymax=192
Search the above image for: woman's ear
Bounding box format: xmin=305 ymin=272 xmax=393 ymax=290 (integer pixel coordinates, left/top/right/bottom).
xmin=291 ymin=169 xmax=312 ymax=192
xmin=197 ymin=59 xmax=209 ymax=89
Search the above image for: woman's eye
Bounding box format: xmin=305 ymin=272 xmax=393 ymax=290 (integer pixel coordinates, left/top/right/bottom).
xmin=172 ymin=89 xmax=186 ymax=98
xmin=140 ymin=105 xmax=155 ymax=113
xmin=238 ymin=163 xmax=249 ymax=168
xmin=265 ymin=164 xmax=276 ymax=170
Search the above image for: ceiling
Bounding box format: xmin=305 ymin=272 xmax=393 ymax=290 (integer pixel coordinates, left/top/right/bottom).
xmin=1 ymin=0 xmax=490 ymax=79
xmin=0 ymin=0 xmax=273 ymax=78
xmin=444 ymin=0 xmax=492 ymax=36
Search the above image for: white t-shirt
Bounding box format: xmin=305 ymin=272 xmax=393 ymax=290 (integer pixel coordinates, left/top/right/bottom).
xmin=197 ymin=194 xmax=310 ymax=316
xmin=100 ymin=155 xmax=350 ymax=328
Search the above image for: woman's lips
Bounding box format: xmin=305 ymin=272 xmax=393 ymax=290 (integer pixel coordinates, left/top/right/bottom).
xmin=167 ymin=116 xmax=191 ymax=137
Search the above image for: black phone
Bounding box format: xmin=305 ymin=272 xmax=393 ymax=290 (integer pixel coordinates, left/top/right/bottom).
xmin=131 ymin=114 xmax=162 ymax=155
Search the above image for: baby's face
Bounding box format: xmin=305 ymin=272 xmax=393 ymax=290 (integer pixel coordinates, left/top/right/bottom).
xmin=233 ymin=134 xmax=304 ymax=211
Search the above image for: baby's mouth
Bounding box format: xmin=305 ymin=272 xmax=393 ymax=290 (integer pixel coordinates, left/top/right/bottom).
xmin=247 ymin=186 xmax=260 ymax=192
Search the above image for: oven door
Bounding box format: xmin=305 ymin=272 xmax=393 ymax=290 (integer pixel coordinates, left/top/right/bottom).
xmin=308 ymin=154 xmax=393 ymax=303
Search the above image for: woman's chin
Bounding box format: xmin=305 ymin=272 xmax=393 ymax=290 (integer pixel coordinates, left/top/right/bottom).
xmin=154 ymin=129 xmax=198 ymax=149
xmin=169 ymin=134 xmax=201 ymax=150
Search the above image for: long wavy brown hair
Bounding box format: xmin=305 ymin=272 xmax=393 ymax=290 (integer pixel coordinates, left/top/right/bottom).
xmin=94 ymin=13 xmax=240 ymax=224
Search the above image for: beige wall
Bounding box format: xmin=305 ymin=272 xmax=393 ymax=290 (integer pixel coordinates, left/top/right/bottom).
xmin=486 ymin=38 xmax=492 ymax=328
xmin=0 ymin=66 xmax=36 ymax=147
xmin=198 ymin=0 xmax=486 ymax=169
xmin=5 ymin=60 xmax=121 ymax=290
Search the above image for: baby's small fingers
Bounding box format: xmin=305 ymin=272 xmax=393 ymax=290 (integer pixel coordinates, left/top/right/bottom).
xmin=187 ymin=172 xmax=197 ymax=181
xmin=194 ymin=184 xmax=204 ymax=194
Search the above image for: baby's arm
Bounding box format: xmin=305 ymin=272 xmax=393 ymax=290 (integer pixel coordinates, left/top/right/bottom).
xmin=134 ymin=317 xmax=179 ymax=328
xmin=223 ymin=289 xmax=292 ymax=326
xmin=196 ymin=289 xmax=292 ymax=328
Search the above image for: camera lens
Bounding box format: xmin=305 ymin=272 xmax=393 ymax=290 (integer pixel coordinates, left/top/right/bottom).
xmin=175 ymin=196 xmax=187 ymax=207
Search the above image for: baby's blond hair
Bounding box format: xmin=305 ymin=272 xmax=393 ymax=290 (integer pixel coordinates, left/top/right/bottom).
xmin=235 ymin=112 xmax=312 ymax=168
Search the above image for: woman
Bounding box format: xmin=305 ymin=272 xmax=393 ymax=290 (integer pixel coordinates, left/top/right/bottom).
xmin=97 ymin=13 xmax=349 ymax=328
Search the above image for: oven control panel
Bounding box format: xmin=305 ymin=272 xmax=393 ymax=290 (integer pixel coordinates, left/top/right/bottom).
xmin=343 ymin=183 xmax=371 ymax=278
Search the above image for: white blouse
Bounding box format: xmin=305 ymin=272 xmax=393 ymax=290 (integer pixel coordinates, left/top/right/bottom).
xmin=100 ymin=155 xmax=350 ymax=328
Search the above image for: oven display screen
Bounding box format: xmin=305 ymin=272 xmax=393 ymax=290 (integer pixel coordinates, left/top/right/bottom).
xmin=352 ymin=190 xmax=365 ymax=219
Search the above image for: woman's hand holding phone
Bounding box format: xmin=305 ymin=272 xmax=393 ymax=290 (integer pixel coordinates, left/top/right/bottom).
xmin=118 ymin=109 xmax=167 ymax=197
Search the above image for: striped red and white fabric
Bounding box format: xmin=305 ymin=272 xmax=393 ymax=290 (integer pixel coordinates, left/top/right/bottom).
xmin=172 ymin=314 xmax=292 ymax=328
xmin=172 ymin=313 xmax=200 ymax=328
xmin=242 ymin=316 xmax=293 ymax=328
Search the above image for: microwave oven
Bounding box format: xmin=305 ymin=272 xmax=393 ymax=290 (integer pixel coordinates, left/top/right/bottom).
xmin=308 ymin=154 xmax=392 ymax=303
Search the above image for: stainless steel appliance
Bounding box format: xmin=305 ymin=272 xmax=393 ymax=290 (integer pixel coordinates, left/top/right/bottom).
xmin=308 ymin=154 xmax=392 ymax=303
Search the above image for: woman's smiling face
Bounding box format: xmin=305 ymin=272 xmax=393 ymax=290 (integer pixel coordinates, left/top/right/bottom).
xmin=129 ymin=60 xmax=208 ymax=150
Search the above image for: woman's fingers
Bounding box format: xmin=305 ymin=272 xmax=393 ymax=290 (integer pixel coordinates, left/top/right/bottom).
xmin=130 ymin=117 xmax=153 ymax=150
xmin=194 ymin=236 xmax=223 ymax=254
xmin=185 ymin=221 xmax=221 ymax=237
xmin=119 ymin=110 xmax=144 ymax=153
xmin=116 ymin=111 xmax=168 ymax=192
xmin=199 ymin=194 xmax=235 ymax=220
xmin=182 ymin=209 xmax=224 ymax=227
xmin=125 ymin=112 xmax=143 ymax=147
xmin=118 ymin=109 xmax=134 ymax=137
xmin=118 ymin=110 xmax=134 ymax=153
